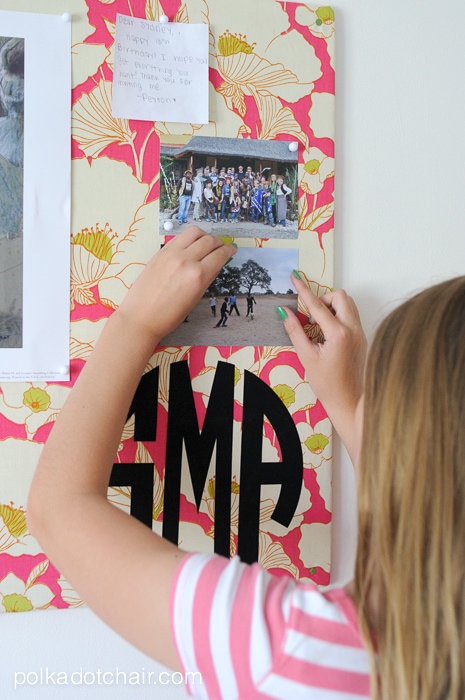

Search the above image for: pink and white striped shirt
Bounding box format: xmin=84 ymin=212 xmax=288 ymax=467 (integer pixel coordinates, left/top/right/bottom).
xmin=171 ymin=553 xmax=371 ymax=699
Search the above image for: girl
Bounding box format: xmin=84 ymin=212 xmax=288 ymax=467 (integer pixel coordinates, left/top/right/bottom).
xmin=208 ymin=292 xmax=217 ymax=317
xmin=202 ymin=178 xmax=217 ymax=222
xmin=269 ymin=172 xmax=278 ymax=222
xmin=275 ymin=176 xmax=292 ymax=226
xmin=262 ymin=180 xmax=276 ymax=227
xmin=220 ymin=175 xmax=232 ymax=222
xmin=213 ymin=176 xmax=224 ymax=222
xmin=191 ymin=170 xmax=204 ymax=221
xmin=250 ymin=178 xmax=262 ymax=223
xmin=230 ymin=183 xmax=241 ymax=222
xmin=240 ymin=176 xmax=251 ymax=221
xmin=28 ymin=227 xmax=465 ymax=699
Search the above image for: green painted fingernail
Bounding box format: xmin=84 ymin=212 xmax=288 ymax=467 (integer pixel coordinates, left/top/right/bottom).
xmin=232 ymin=243 xmax=238 ymax=248
xmin=226 ymin=257 xmax=233 ymax=264
xmin=276 ymin=306 xmax=287 ymax=320
xmin=292 ymin=269 xmax=301 ymax=279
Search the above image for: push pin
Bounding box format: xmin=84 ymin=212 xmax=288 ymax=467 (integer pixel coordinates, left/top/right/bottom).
xmin=58 ymin=365 xmax=69 ymax=376
xmin=164 ymin=220 xmax=174 ymax=232
xmin=61 ymin=12 xmax=72 ymax=22
xmin=288 ymin=142 xmax=298 ymax=152
xmin=160 ymin=15 xmax=169 ymax=24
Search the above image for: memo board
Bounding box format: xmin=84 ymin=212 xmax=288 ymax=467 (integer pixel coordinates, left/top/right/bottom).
xmin=0 ymin=0 xmax=334 ymax=613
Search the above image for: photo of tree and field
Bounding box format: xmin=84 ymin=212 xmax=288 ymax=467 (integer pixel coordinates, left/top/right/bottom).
xmin=160 ymin=246 xmax=299 ymax=347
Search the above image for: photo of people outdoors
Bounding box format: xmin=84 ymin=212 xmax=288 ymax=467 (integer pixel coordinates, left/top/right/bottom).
xmin=160 ymin=246 xmax=298 ymax=347
xmin=159 ymin=135 xmax=298 ymax=239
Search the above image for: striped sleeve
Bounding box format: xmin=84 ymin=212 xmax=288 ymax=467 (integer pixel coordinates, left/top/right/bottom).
xmin=171 ymin=552 xmax=291 ymax=699
xmin=170 ymin=553 xmax=371 ymax=700
xmin=257 ymin=586 xmax=371 ymax=698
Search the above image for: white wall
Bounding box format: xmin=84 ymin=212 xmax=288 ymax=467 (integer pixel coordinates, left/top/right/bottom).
xmin=3 ymin=0 xmax=465 ymax=697
xmin=331 ymin=0 xmax=465 ymax=586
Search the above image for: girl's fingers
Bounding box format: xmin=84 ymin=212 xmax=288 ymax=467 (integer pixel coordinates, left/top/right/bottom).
xmin=168 ymin=225 xmax=206 ymax=250
xmin=293 ymin=277 xmax=361 ymax=334
xmin=200 ymin=243 xmax=237 ymax=277
xmin=293 ymin=280 xmax=341 ymax=336
xmin=188 ymin=232 xmax=233 ymax=261
xmin=188 ymin=234 xmax=237 ymax=273
xmin=347 ymin=295 xmax=363 ymax=325
xmin=282 ymin=307 xmax=319 ymax=361
xmin=167 ymin=227 xmax=236 ymax=267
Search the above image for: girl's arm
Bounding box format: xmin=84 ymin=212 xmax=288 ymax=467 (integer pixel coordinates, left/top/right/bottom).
xmin=27 ymin=228 xmax=236 ymax=671
xmin=282 ymin=278 xmax=367 ymax=465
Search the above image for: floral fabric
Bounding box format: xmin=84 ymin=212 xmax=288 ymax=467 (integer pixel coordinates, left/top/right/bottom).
xmin=0 ymin=0 xmax=335 ymax=613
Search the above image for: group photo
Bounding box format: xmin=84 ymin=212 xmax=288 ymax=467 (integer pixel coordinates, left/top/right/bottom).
xmin=159 ymin=135 xmax=298 ymax=239
xmin=160 ymin=246 xmax=298 ymax=347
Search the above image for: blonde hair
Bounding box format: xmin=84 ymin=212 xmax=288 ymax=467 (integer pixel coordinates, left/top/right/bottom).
xmin=354 ymin=277 xmax=465 ymax=699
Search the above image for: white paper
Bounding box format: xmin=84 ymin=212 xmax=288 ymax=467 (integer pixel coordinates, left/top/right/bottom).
xmin=0 ymin=11 xmax=70 ymax=381
xmin=112 ymin=14 xmax=209 ymax=124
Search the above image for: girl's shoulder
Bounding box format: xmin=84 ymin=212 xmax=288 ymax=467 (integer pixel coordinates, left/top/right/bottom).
xmin=172 ymin=555 xmax=371 ymax=699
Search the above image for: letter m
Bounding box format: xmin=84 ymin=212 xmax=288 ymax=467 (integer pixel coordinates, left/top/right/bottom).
xmin=163 ymin=360 xmax=234 ymax=557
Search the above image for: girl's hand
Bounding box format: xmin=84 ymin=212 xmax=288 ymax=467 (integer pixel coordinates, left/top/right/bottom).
xmin=282 ymin=276 xmax=367 ymax=463
xmin=116 ymin=227 xmax=236 ymax=344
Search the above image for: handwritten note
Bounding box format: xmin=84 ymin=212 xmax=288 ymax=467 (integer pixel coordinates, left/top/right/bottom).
xmin=112 ymin=14 xmax=209 ymax=124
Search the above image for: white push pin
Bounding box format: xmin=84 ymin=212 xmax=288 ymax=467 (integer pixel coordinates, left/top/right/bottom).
xmin=58 ymin=365 xmax=69 ymax=376
xmin=164 ymin=220 xmax=174 ymax=232
xmin=288 ymin=141 xmax=298 ymax=152
xmin=160 ymin=15 xmax=169 ymax=24
xmin=61 ymin=12 xmax=72 ymax=22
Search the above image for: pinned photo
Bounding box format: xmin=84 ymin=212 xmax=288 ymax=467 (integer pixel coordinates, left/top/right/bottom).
xmin=161 ymin=246 xmax=298 ymax=347
xmin=160 ymin=135 xmax=298 ymax=239
xmin=0 ymin=36 xmax=24 ymax=349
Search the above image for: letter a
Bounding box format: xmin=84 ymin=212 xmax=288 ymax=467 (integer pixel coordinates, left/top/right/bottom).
xmin=238 ymin=371 xmax=303 ymax=564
